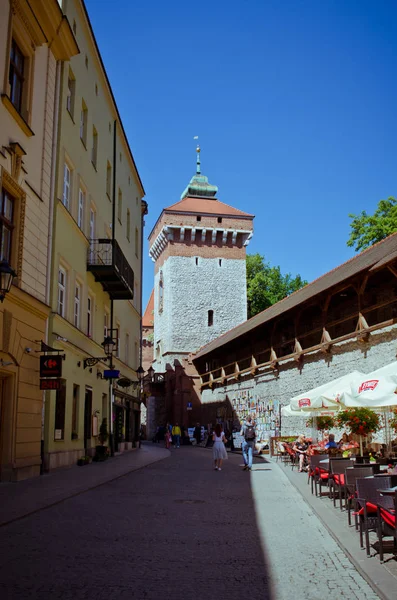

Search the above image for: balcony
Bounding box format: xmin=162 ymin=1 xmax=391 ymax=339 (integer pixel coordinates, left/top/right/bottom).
xmin=87 ymin=239 xmax=134 ymax=300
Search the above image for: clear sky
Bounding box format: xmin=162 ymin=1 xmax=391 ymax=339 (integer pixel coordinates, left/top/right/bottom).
xmin=85 ymin=0 xmax=397 ymax=310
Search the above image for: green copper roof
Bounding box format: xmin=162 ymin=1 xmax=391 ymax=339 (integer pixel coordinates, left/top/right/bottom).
xmin=180 ymin=146 xmax=218 ymax=200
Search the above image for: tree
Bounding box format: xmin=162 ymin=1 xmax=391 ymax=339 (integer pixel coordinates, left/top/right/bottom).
xmin=347 ymin=197 xmax=397 ymax=252
xmin=246 ymin=254 xmax=307 ymax=318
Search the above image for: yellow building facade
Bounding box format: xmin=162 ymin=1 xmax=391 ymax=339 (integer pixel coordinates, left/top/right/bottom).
xmin=44 ymin=0 xmax=146 ymax=470
xmin=0 ymin=0 xmax=78 ymax=480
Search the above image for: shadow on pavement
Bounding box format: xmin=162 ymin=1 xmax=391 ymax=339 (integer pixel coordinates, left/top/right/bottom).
xmin=0 ymin=446 xmax=274 ymax=600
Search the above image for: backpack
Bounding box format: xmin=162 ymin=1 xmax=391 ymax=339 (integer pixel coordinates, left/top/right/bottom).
xmin=245 ymin=425 xmax=255 ymax=441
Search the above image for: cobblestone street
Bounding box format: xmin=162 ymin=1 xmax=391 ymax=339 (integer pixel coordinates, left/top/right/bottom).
xmin=0 ymin=447 xmax=383 ymax=599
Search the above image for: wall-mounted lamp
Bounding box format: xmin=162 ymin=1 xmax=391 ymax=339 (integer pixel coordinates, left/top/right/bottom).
xmin=0 ymin=261 xmax=16 ymax=303
xmin=97 ymin=370 xmax=103 ymax=379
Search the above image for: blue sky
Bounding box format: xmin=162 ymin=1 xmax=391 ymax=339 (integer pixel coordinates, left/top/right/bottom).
xmin=85 ymin=0 xmax=397 ymax=310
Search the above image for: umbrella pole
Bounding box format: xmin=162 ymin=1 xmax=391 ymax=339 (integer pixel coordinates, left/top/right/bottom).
xmin=359 ymin=435 xmax=363 ymax=456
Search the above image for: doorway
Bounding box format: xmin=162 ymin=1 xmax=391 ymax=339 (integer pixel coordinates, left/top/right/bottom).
xmin=84 ymin=387 xmax=93 ymax=454
xmin=0 ymin=373 xmax=15 ymax=481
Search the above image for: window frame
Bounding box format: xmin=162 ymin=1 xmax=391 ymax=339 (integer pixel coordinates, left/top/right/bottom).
xmin=0 ymin=188 xmax=15 ymax=263
xmin=62 ymin=163 xmax=71 ymax=209
xmin=74 ymin=282 xmax=81 ymax=328
xmin=126 ymin=209 xmax=131 ymax=241
xmin=135 ymin=227 xmax=139 ymax=258
xmin=87 ymin=294 xmax=93 ymax=337
xmin=80 ymin=99 xmax=88 ymax=147
xmin=58 ymin=266 xmax=67 ymax=318
xmin=117 ymin=188 xmax=122 ymax=223
xmin=92 ymin=126 xmax=98 ymax=168
xmin=78 ymin=187 xmax=85 ymax=230
xmin=66 ymin=68 xmax=76 ymax=118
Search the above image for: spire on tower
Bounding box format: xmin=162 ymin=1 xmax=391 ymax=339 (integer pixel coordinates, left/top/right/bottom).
xmin=196 ymin=145 xmax=201 ymax=175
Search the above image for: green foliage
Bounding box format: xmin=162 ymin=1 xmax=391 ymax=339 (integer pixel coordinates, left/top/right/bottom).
xmin=347 ymin=197 xmax=397 ymax=252
xmin=389 ymin=408 xmax=397 ymax=434
xmin=306 ymin=416 xmax=335 ymax=431
xmin=336 ymin=408 xmax=381 ymax=436
xmin=246 ymin=254 xmax=307 ymax=318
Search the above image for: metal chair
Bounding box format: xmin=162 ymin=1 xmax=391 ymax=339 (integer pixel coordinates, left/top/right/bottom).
xmin=344 ymin=467 xmax=378 ymax=525
xmin=307 ymin=455 xmax=326 ymax=495
xmin=329 ymin=459 xmax=355 ymax=508
xmin=355 ymin=476 xmax=391 ymax=556
xmin=377 ymin=490 xmax=397 ymax=562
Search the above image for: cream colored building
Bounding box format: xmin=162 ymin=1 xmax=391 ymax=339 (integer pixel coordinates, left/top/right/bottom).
xmin=0 ymin=0 xmax=78 ymax=480
xmin=44 ymin=0 xmax=146 ymax=470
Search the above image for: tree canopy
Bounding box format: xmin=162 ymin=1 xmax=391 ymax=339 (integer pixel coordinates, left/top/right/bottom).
xmin=347 ymin=196 xmax=397 ymax=252
xmin=246 ymin=254 xmax=307 ymax=318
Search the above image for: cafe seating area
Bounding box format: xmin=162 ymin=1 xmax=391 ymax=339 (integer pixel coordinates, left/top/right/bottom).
xmin=278 ymin=442 xmax=397 ymax=564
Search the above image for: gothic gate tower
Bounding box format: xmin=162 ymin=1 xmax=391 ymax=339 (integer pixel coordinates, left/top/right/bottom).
xmin=149 ymin=147 xmax=254 ymax=372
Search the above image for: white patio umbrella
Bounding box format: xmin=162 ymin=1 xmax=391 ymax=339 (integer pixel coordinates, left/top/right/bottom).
xmin=341 ymin=362 xmax=397 ymax=408
xmin=289 ymin=371 xmax=364 ymax=412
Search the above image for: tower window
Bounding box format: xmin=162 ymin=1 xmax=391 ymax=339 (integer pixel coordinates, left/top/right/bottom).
xmin=196 ymin=216 xmax=201 ymax=222
xmin=195 ymin=257 xmax=199 ymax=266
xmin=217 ymin=217 xmax=222 ymax=223
xmin=208 ymin=310 xmax=214 ymax=327
xmin=219 ymin=259 xmax=222 ymax=267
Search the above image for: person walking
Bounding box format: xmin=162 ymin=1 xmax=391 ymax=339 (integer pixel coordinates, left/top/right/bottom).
xmin=240 ymin=415 xmax=256 ymax=471
xmin=165 ymin=427 xmax=172 ymax=449
xmin=212 ymin=424 xmax=228 ymax=470
xmin=194 ymin=423 xmax=201 ymax=446
xmin=172 ymin=422 xmax=181 ymax=448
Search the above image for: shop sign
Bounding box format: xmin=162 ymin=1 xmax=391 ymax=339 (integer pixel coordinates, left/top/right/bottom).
xmin=104 ymin=369 xmax=120 ymax=379
xmin=40 ymin=355 xmax=62 ymax=378
xmin=40 ymin=379 xmax=62 ymax=391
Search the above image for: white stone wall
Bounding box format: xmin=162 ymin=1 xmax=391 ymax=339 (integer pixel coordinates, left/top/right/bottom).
xmin=201 ymin=325 xmax=397 ymax=439
xmin=153 ymin=255 xmax=247 ymax=370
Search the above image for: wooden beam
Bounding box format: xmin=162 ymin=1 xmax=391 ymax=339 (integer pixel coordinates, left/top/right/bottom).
xmin=320 ymin=328 xmax=332 ymax=353
xmin=234 ymin=362 xmax=240 ymax=380
xmin=388 ymin=264 xmax=397 ymax=279
xmin=250 ymin=355 xmax=258 ymax=375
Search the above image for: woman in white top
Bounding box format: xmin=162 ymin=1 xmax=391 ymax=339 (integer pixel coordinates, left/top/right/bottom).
xmin=212 ymin=424 xmax=228 ymax=470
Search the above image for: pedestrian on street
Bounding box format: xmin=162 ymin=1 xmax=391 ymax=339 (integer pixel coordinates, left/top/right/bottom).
xmin=194 ymin=422 xmax=201 ymax=446
xmin=172 ymin=422 xmax=181 ymax=448
xmin=212 ymin=423 xmax=228 ymax=470
xmin=240 ymin=415 xmax=256 ymax=471
xmin=165 ymin=428 xmax=172 ymax=449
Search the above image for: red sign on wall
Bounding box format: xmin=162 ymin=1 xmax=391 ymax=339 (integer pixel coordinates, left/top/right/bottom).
xmin=40 ymin=355 xmax=63 ymax=378
xmin=40 ymin=379 xmax=62 ymax=391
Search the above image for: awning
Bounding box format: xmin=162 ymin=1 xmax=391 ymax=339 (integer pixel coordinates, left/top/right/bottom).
xmin=341 ymin=361 xmax=397 ymax=408
xmin=289 ymin=371 xmax=364 ymax=412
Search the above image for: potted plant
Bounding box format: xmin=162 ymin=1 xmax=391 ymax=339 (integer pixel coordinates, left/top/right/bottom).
xmin=306 ymin=415 xmax=335 ymax=440
xmin=389 ymin=408 xmax=397 ymax=435
xmin=94 ymin=418 xmax=109 ymax=461
xmin=77 ymin=455 xmax=91 ymax=466
xmin=336 ymin=408 xmax=381 ymax=456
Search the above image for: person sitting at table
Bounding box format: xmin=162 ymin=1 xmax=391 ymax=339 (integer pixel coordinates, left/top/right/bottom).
xmin=338 ymin=432 xmax=351 ymax=446
xmin=325 ymin=433 xmax=338 ymax=450
xmin=293 ymin=435 xmax=309 ymax=472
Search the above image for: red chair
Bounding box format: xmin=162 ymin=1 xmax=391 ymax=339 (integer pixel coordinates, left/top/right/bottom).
xmin=329 ymin=459 xmax=355 ymax=508
xmin=356 ymin=477 xmax=392 ymax=556
xmin=376 ymin=490 xmax=397 ymax=563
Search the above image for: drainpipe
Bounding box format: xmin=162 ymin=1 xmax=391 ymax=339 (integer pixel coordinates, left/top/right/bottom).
xmin=108 ymin=119 xmax=117 ymax=456
xmin=40 ymin=58 xmax=62 ymax=473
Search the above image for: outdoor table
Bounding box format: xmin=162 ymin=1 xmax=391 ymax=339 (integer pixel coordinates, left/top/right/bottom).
xmin=377 ymin=486 xmax=397 ymax=496
xmin=319 ymin=459 xmax=329 ymax=464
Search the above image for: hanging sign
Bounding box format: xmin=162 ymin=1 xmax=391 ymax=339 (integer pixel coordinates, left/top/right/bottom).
xmin=40 ymin=379 xmax=62 ymax=391
xmin=40 ymin=355 xmax=62 ymax=378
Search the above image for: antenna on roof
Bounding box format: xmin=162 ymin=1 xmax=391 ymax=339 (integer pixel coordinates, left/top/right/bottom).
xmin=193 ymin=136 xmax=200 ymax=175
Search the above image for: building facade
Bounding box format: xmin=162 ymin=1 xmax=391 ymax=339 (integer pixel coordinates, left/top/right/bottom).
xmin=145 ymin=148 xmax=253 ymax=433
xmin=193 ymin=233 xmax=397 ymax=444
xmin=0 ymin=0 xmax=78 ymax=480
xmin=43 ymin=0 xmax=146 ymax=470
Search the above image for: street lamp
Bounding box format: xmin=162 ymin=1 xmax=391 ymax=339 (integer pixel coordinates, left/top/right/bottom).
xmin=147 ymin=366 xmax=154 ymax=382
xmin=102 ymin=335 xmax=115 ymax=357
xmin=136 ymin=365 xmax=145 ymax=382
xmin=0 ymin=261 xmax=16 ymax=302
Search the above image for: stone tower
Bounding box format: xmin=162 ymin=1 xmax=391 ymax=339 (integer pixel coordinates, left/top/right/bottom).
xmin=149 ymin=147 xmax=254 ymax=371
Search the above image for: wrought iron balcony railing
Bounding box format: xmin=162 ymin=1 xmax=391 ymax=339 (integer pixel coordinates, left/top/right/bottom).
xmin=87 ymin=239 xmax=134 ymax=300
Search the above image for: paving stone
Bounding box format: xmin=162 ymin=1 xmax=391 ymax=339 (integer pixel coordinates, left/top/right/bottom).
xmin=0 ymin=447 xmax=384 ymax=599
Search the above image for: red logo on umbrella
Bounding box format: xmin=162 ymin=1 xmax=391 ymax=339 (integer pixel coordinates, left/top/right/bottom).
xmin=298 ymin=398 xmax=311 ymax=408
xmin=358 ymin=379 xmax=379 ymax=393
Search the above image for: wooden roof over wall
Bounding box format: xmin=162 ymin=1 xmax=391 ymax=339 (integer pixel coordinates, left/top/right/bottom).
xmin=194 ymin=231 xmax=397 ymax=360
